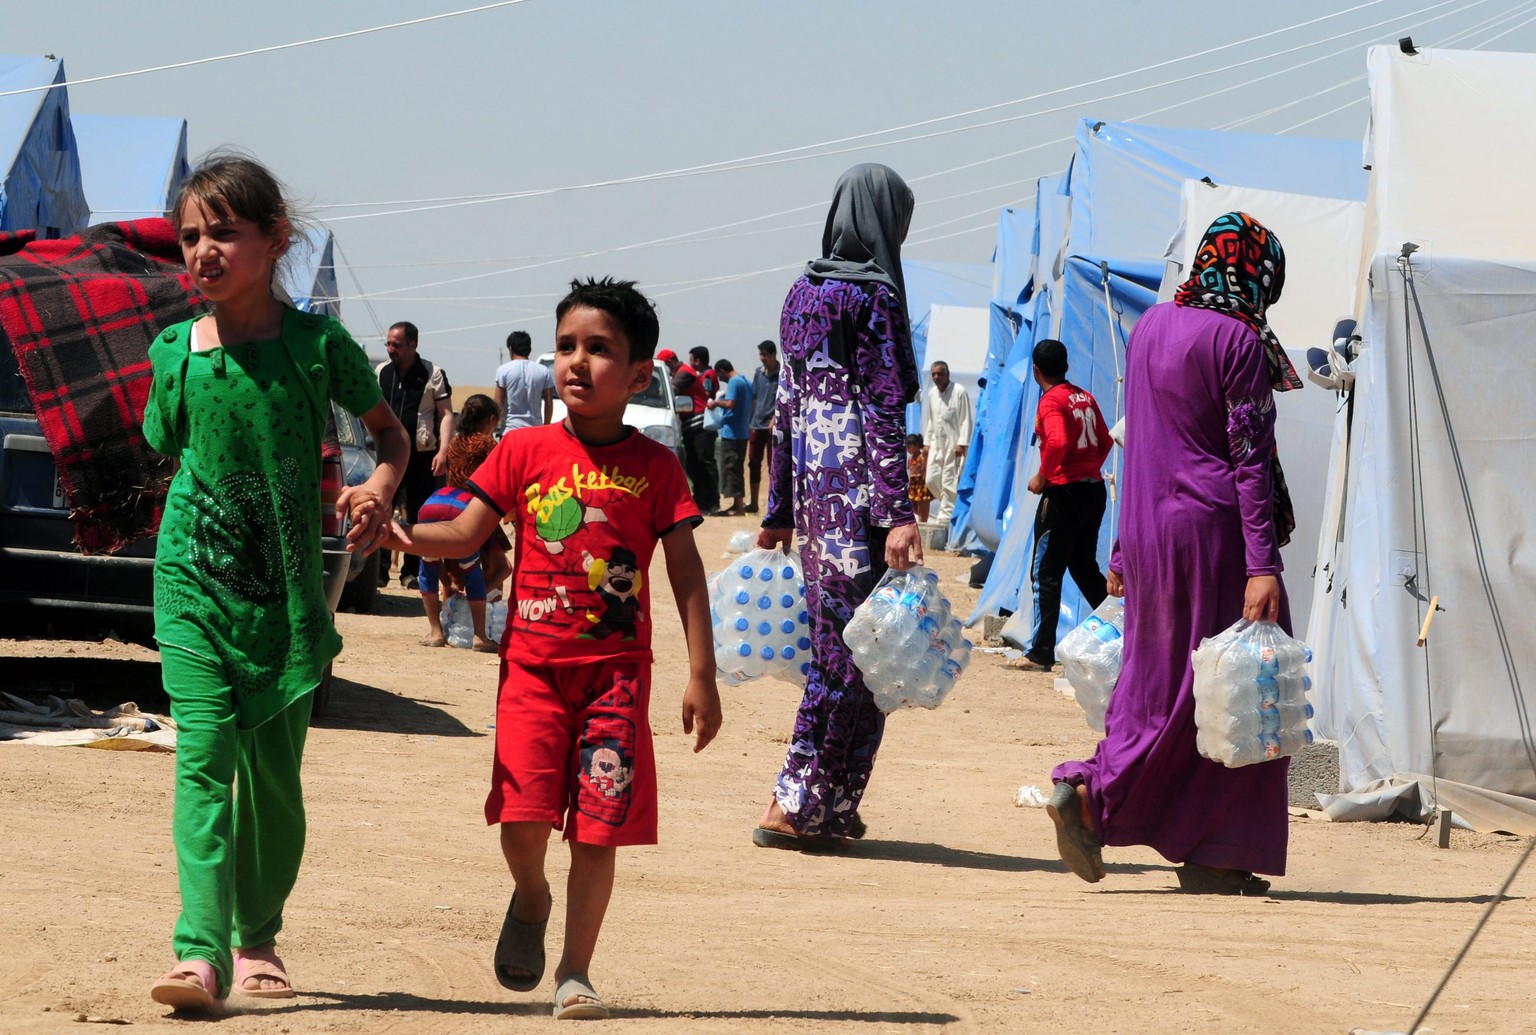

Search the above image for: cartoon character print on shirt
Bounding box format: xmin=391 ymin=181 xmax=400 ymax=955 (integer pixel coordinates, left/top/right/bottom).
xmin=579 ymin=547 xmax=642 ymax=640
xmin=576 ymin=672 xmax=640 ymax=826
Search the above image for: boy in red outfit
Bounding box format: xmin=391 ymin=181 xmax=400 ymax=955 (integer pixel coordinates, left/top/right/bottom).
xmin=372 ymin=278 xmax=722 ymax=1019
xmin=1015 ymin=338 xmax=1114 ymax=672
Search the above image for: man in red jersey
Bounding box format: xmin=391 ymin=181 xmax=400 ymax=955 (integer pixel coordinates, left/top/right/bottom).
xmin=1014 ymin=338 xmax=1113 ymax=672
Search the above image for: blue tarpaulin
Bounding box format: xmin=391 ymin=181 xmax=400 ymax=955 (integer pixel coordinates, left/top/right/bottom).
xmin=72 ymin=113 xmax=189 ymax=224
xmin=0 ymin=55 xmax=88 ymax=236
xmin=967 ymin=120 xmax=1367 ymax=646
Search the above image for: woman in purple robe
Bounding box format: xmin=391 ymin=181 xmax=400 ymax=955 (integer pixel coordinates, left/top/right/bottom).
xmin=752 ymin=164 xmax=923 ymax=850
xmin=1049 ymin=211 xmax=1301 ymax=894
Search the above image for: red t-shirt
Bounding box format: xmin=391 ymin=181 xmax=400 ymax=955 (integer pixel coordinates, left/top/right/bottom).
xmin=1035 ymin=381 xmax=1111 ymax=485
xmin=469 ymin=423 xmax=701 ymax=665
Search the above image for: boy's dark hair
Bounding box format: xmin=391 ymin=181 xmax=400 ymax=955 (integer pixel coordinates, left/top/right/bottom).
xmin=713 ymin=358 xmax=734 ymax=377
xmin=506 ymin=330 xmax=532 ymax=356
xmin=758 ymin=340 xmax=777 ymax=354
xmin=906 ymin=433 xmax=924 ymax=448
xmin=390 ymin=320 xmax=419 ymax=345
xmin=1033 ymin=338 xmax=1069 ymax=379
xmin=689 ymin=345 xmax=710 ymax=367
xmin=457 ymin=393 xmax=498 ymax=436
xmin=555 ymin=278 xmax=659 ymax=362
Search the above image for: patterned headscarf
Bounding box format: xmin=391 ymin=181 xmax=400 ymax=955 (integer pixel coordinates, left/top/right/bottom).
xmin=805 ymin=163 xmax=914 ymax=304
xmin=1174 ymin=211 xmax=1301 ymax=392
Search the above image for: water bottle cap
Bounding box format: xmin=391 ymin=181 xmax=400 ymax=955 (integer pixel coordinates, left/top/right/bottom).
xmin=779 ymin=594 xmax=795 ymax=608
xmin=780 ymin=620 xmax=796 ymax=634
xmin=757 ymin=596 xmax=772 ymax=610
xmin=759 ymin=568 xmax=774 ymax=582
xmin=736 ymin=643 xmax=752 ymax=657
xmin=734 ymin=617 xmax=749 ymax=632
xmin=757 ymin=621 xmax=772 ymax=636
xmin=759 ymin=645 xmax=776 ymax=660
xmin=797 ymin=637 xmax=811 ymax=650
xmin=798 ymin=611 xmax=809 ymax=624
xmin=780 ymin=646 xmax=796 ymax=660
xmin=739 ymin=565 xmax=754 ymax=579
xmin=780 ymin=566 xmax=795 ymax=580
xmin=735 ymin=590 xmax=751 ymax=605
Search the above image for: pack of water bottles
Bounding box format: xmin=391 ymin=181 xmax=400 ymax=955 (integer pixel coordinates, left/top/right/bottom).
xmin=1058 ymin=597 xmax=1125 ymax=732
xmin=1192 ymin=619 xmax=1314 ymax=767
xmin=843 ymin=566 xmax=972 ymax=713
xmin=441 ymin=595 xmax=508 ymax=649
xmin=709 ymin=548 xmax=811 ymax=687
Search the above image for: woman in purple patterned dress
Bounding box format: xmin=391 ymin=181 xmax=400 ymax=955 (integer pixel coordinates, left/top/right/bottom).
xmin=753 ymin=164 xmax=923 ymax=850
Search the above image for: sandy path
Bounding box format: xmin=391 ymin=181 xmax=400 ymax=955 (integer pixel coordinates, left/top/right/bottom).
xmin=2 ymin=515 xmax=1532 ymax=1033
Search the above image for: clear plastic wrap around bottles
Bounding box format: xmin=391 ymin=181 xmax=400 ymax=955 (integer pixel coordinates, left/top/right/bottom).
xmin=442 ymin=595 xmax=473 ymax=649
xmin=1058 ymin=597 xmax=1125 ymax=732
xmin=726 ymin=530 xmax=757 ymax=554
xmin=843 ymin=566 xmax=973 ymax=713
xmin=1192 ymin=619 xmax=1315 ymax=767
xmin=486 ymin=598 xmax=508 ymax=643
xmin=708 ymin=547 xmax=811 ymax=687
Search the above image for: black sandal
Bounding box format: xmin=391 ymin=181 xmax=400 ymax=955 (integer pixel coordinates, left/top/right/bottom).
xmin=493 ymin=890 xmax=549 ymax=991
xmin=1175 ymin=864 xmax=1271 ymax=896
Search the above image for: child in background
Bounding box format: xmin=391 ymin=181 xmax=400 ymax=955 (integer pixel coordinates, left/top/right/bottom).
xmin=143 ymin=152 xmax=409 ymax=1012
xmin=416 ymin=394 xmax=506 ymax=650
xmin=907 ymin=433 xmax=933 ymax=522
xmin=371 ymin=277 xmax=722 ymax=1019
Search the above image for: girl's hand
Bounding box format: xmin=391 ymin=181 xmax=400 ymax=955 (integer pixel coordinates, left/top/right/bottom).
xmin=1243 ymin=575 xmax=1280 ymax=623
xmin=1106 ymin=570 xmax=1124 ymax=598
xmin=885 ymin=522 xmax=923 ymax=570
xmin=756 ymin=527 xmax=794 ymax=551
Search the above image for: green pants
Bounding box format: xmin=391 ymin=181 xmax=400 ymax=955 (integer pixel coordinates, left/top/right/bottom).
xmin=162 ymin=645 xmax=312 ymax=998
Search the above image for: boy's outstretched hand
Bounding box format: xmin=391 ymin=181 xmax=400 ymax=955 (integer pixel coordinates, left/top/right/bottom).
xmin=681 ymin=676 xmax=722 ymax=753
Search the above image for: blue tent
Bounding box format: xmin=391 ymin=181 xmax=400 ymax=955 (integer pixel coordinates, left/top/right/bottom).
xmin=0 ymin=54 xmax=88 ymax=236
xmin=71 ymin=113 xmax=189 ymax=224
xmin=970 ymin=120 xmax=1367 ymax=647
xmin=283 ymin=224 xmax=341 ymax=318
xmin=903 ymin=258 xmax=992 ymax=433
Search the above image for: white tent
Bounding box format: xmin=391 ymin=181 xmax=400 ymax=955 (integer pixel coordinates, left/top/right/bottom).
xmin=1159 ymin=181 xmax=1365 ymax=640
xmin=1309 ymin=45 xmax=1536 ymax=833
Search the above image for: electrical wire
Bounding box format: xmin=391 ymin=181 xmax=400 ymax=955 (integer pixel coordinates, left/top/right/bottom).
xmin=0 ymin=1 xmax=534 ymax=98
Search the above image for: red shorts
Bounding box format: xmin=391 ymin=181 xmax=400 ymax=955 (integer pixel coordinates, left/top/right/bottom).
xmin=486 ymin=656 xmax=657 ymax=847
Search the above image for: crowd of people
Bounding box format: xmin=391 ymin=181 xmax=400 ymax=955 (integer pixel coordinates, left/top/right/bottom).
xmin=142 ymin=149 xmax=1297 ymax=1020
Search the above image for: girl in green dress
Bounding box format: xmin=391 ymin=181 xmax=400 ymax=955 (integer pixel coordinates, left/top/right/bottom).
xmin=143 ymin=153 xmax=410 ymax=1012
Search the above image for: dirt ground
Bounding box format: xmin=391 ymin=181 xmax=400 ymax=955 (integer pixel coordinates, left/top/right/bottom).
xmin=2 ymin=515 xmax=1533 ymax=1034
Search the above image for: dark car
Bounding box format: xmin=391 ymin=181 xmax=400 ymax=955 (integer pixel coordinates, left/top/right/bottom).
xmin=0 ymin=343 xmax=370 ymax=716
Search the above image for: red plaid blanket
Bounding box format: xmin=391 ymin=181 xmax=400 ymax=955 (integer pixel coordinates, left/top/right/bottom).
xmin=0 ymin=219 xmax=208 ymax=554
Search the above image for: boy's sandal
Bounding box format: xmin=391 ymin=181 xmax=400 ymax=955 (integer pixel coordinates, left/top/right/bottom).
xmin=553 ymin=974 xmax=609 ymax=1020
xmin=233 ymin=946 xmax=296 ymax=999
xmin=494 ymin=889 xmax=550 ymax=992
xmin=1005 ymin=656 xmax=1053 ymax=671
xmin=150 ymin=960 xmax=224 ymax=1013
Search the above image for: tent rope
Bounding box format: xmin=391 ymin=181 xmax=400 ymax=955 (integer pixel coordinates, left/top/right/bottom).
xmin=1397 ymin=250 xmax=1536 ymax=783
xmin=1404 ymin=835 xmax=1534 ymax=1034
xmin=1098 ymin=262 xmax=1127 ymax=534
xmin=1396 ymin=251 xmax=1441 ymax=811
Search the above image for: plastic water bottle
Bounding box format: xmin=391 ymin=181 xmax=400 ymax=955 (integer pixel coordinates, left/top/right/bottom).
xmin=442 ymin=595 xmax=473 ymax=649
xmin=486 ymin=599 xmax=508 ymax=643
xmin=1192 ymin=619 xmax=1314 ymax=768
xmin=1058 ymin=597 xmax=1125 ymax=732
xmin=709 ymin=548 xmax=811 ymax=686
xmin=845 ymin=565 xmax=972 ymax=712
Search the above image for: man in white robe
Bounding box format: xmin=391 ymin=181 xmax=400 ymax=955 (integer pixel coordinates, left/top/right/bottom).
xmin=922 ymin=361 xmax=973 ymax=525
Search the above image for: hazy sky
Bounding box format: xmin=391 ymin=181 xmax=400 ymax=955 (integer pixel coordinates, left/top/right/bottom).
xmin=9 ymin=0 xmax=1536 ymax=385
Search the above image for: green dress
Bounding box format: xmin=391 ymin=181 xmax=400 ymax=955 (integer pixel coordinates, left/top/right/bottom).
xmin=143 ymin=308 xmax=381 ymax=729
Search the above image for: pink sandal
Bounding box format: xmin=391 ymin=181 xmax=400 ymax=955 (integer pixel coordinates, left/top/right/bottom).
xmin=150 ymin=959 xmax=223 ymax=1013
xmin=233 ymin=946 xmax=296 ymax=999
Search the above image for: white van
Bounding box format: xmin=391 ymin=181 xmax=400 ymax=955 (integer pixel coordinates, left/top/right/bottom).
xmin=537 ymin=354 xmax=687 ymax=461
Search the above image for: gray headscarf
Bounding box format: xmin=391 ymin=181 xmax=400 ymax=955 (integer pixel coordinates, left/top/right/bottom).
xmin=805 ymin=163 xmax=914 ymax=303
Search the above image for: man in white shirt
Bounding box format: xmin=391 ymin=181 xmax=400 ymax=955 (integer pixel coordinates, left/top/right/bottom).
xmin=922 ymin=360 xmax=973 ymax=526
xmin=493 ymin=330 xmax=554 ymax=436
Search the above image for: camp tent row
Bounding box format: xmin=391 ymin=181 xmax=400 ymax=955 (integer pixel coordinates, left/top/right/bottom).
xmin=956 ymin=44 xmax=1536 ymax=834
xmin=0 ymin=52 xmax=340 ymax=317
